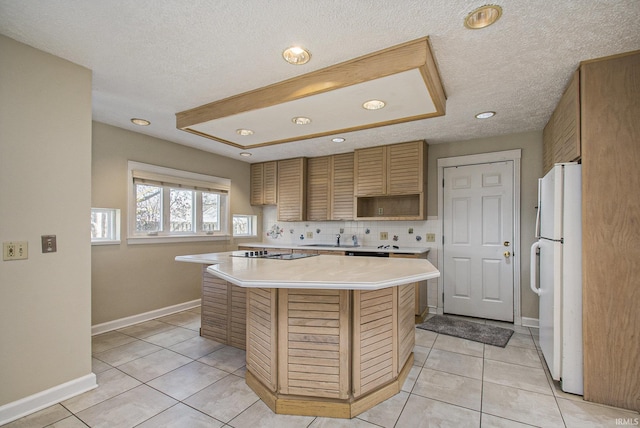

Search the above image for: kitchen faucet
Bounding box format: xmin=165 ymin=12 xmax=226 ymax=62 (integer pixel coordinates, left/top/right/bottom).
xmin=336 ymin=234 xmax=340 ymax=247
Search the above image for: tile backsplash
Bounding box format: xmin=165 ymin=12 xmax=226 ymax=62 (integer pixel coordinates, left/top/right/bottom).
xmin=261 ymin=206 xmax=439 ymax=249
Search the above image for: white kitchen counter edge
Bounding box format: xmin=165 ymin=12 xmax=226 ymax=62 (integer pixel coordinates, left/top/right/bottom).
xmin=206 ymin=265 xmax=439 ymax=290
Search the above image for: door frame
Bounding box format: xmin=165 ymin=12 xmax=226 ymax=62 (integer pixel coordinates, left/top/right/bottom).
xmin=437 ymin=149 xmax=522 ymax=325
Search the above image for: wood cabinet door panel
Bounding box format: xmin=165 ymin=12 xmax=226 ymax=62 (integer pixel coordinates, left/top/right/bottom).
xmin=307 ymin=156 xmax=331 ymax=221
xmin=331 ymin=152 xmax=354 ymax=220
xmin=355 ymin=146 xmax=386 ymax=196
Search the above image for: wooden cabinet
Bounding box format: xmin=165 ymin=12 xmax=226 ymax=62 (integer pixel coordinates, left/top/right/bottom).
xmin=580 ymin=50 xmax=640 ymax=412
xmin=542 ymin=70 xmax=581 ymax=174
xmin=390 ymin=252 xmax=429 ymax=322
xmin=354 ymin=141 xmax=427 ymax=220
xmin=331 ymin=152 xmax=355 ymax=220
xmin=201 ymin=266 xmax=246 ymax=349
xmin=277 ymin=157 xmax=307 ymax=221
xmin=250 ymin=161 xmax=277 ymax=205
xmin=306 ymin=152 xmax=355 ymax=221
xmin=306 ymin=156 xmax=331 ymax=221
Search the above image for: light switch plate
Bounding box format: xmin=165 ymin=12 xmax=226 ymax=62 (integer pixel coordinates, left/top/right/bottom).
xmin=306 ymin=232 xmax=313 ymax=238
xmin=426 ymin=233 xmax=436 ymax=242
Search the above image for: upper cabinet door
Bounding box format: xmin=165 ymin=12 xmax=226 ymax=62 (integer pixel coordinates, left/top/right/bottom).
xmin=250 ymin=161 xmax=277 ymax=205
xmin=262 ymin=161 xmax=278 ymax=205
xmin=331 ymin=152 xmax=355 ymax=220
xmin=277 ymin=158 xmax=307 ymax=221
xmin=387 ymin=141 xmax=424 ymax=195
xmin=250 ymin=163 xmax=265 ymax=205
xmin=306 ymin=156 xmax=331 ymax=221
xmin=354 ymin=146 xmax=386 ymax=196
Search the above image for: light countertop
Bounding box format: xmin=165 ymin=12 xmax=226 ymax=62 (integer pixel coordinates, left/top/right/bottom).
xmin=176 ymin=251 xmax=439 ymax=290
xmin=238 ymin=242 xmax=430 ymax=255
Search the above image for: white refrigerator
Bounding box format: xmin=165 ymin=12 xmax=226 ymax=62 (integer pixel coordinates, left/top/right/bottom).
xmin=530 ymin=162 xmax=583 ymax=395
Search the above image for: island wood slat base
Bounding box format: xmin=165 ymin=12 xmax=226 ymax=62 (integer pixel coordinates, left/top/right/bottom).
xmin=201 ymin=266 xmax=416 ymax=418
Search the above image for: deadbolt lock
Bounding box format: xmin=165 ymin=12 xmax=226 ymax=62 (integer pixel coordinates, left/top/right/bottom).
xmin=504 ymin=241 xmax=510 ymax=247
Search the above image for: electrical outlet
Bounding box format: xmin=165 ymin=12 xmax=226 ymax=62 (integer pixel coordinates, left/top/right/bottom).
xmin=378 ymin=207 xmax=384 ymax=215
xmin=408 ymin=228 xmax=414 ymax=234
xmin=3 ymin=241 xmax=28 ymax=261
xmin=380 ymin=232 xmax=388 ymax=240
xmin=426 ymin=233 xmax=436 ymax=242
xmin=306 ymin=231 xmax=313 ymax=238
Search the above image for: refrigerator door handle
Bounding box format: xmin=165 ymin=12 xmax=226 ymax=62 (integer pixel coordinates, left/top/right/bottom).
xmin=530 ymin=242 xmax=542 ymax=296
xmin=535 ymin=178 xmax=542 ymax=239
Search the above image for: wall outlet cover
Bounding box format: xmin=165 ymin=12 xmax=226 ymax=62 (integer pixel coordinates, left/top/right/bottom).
xmin=426 ymin=233 xmax=436 ymax=242
xmin=380 ymin=232 xmax=389 ymax=240
xmin=306 ymin=231 xmax=313 ymax=238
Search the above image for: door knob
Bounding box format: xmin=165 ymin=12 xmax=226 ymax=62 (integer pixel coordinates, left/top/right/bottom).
xmin=504 ymin=251 xmax=511 ymax=258
xmin=504 ymin=241 xmax=510 ymax=247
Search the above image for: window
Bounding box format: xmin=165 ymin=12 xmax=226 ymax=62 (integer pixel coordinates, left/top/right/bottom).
xmin=128 ymin=161 xmax=230 ymax=243
xmin=91 ymin=208 xmax=121 ymax=245
xmin=233 ymin=214 xmax=257 ymax=237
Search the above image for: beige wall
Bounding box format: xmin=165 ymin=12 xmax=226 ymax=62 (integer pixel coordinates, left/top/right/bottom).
xmin=427 ymin=131 xmax=543 ymax=319
xmin=91 ymin=122 xmax=261 ymax=325
xmin=0 ymin=35 xmax=93 ymax=405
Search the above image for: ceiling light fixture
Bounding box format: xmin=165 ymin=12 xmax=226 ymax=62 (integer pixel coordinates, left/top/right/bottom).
xmin=475 ymin=111 xmax=496 ymax=119
xmin=332 ymin=137 xmax=346 ymax=143
xmin=239 ymin=152 xmax=252 ymax=157
xmin=464 ymin=5 xmax=503 ymax=29
xmin=131 ymin=118 xmax=150 ymax=126
xmin=362 ymin=100 xmax=386 ymax=110
xmin=282 ymin=46 xmax=311 ymax=65
xmin=236 ymin=128 xmax=254 ymax=136
xmin=292 ymin=116 xmax=311 ymax=125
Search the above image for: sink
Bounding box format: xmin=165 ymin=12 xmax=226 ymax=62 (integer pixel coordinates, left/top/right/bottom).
xmin=302 ymin=244 xmax=360 ymax=248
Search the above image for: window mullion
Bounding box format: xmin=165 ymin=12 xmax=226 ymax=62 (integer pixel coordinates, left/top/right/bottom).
xmin=195 ymin=191 xmax=203 ymax=234
xmin=163 ymin=187 xmax=170 ymax=234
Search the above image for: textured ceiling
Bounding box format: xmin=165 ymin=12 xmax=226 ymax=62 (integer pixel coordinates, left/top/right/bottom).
xmin=1 ymin=0 xmax=639 ymax=163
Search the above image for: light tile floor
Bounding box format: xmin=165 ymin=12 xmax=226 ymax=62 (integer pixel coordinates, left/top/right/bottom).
xmin=4 ymin=308 xmax=638 ymax=427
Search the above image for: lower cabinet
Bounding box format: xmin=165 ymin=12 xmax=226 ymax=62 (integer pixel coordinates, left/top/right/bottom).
xmin=201 ymin=266 xmax=246 ymax=350
xmin=389 ymin=253 xmax=429 ymax=322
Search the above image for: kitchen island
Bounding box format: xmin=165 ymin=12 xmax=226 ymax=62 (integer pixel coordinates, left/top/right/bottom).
xmin=176 ymin=251 xmax=439 ymax=418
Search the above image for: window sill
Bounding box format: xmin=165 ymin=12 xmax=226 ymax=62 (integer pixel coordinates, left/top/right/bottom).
xmin=127 ymin=235 xmax=231 ymax=245
xmin=91 ymin=240 xmax=121 ymax=246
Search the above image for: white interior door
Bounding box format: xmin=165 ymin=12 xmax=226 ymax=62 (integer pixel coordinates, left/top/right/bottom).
xmin=443 ymin=161 xmax=514 ymax=321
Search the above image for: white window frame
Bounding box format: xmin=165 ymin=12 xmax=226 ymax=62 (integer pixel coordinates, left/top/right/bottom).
xmin=233 ymin=214 xmax=258 ymax=237
xmin=91 ymin=208 xmax=121 ymax=245
xmin=127 ymin=161 xmax=231 ymax=244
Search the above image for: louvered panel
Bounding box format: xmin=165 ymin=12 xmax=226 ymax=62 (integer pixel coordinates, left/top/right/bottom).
xmin=263 ymin=161 xmax=278 ymax=205
xmin=277 ymin=158 xmax=306 ymax=221
xmin=388 ymin=141 xmax=423 ymax=194
xmin=555 ymin=71 xmax=581 ymax=163
xmin=250 ymin=163 xmax=264 ymax=205
xmin=354 ymin=288 xmax=395 ymax=397
xmin=306 ymin=156 xmax=331 ymax=221
xmin=398 ymin=284 xmax=415 ymax=369
xmin=281 ymin=289 xmax=348 ymax=399
xmin=247 ymin=288 xmax=277 ymax=391
xmin=201 ymin=268 xmax=228 ymax=343
xmin=543 ymin=117 xmax=555 ymax=174
xmin=331 ymin=152 xmax=354 ymax=220
xmin=355 ymin=146 xmax=386 ymax=196
xmin=230 ymin=286 xmax=246 ymax=349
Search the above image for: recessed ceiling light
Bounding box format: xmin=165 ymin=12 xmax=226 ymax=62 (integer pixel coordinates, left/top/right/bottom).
xmin=292 ymin=116 xmax=311 ymax=125
xmin=464 ymin=5 xmax=503 ymax=29
xmin=332 ymin=137 xmax=346 ymax=143
xmin=282 ymin=46 xmax=311 ymax=65
xmin=236 ymin=128 xmax=254 ymax=136
xmin=239 ymin=152 xmax=252 ymax=157
xmin=475 ymin=111 xmax=496 ymax=119
xmin=362 ymin=100 xmax=386 ymax=110
xmin=131 ymin=118 xmax=150 ymax=126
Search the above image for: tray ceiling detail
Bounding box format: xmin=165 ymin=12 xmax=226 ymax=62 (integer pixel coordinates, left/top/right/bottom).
xmin=176 ymin=37 xmax=446 ymax=149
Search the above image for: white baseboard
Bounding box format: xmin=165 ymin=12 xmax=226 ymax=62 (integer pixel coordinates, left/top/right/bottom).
xmin=0 ymin=373 xmax=97 ymax=426
xmin=91 ymin=299 xmax=202 ymax=336
xmin=522 ymin=317 xmax=539 ymax=328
